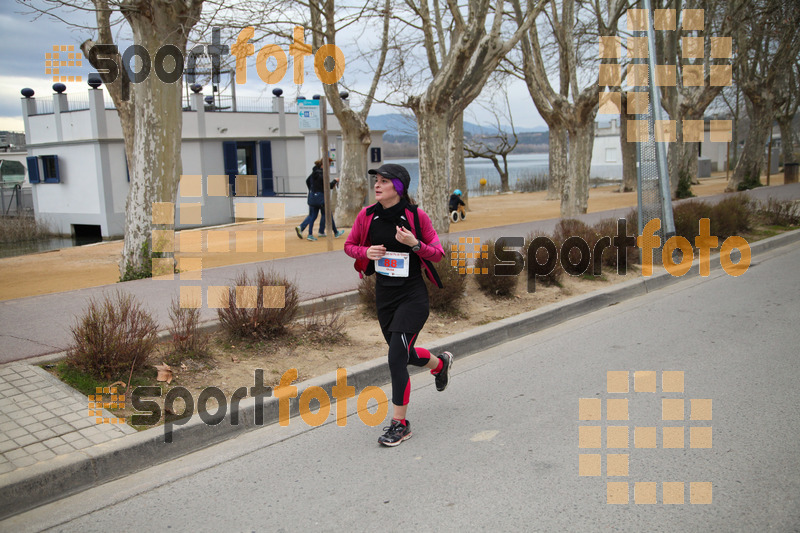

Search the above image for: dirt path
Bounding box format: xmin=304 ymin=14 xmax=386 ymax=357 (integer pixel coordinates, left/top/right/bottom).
xmin=0 ymin=173 xmax=785 ymax=301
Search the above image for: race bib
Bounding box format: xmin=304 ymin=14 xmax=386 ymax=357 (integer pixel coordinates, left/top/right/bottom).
xmin=375 ymin=252 xmax=410 ymax=277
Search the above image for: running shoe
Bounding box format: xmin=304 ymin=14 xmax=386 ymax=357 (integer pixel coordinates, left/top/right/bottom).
xmin=434 ymin=352 xmax=453 ymax=392
xmin=318 ymin=233 xmax=327 ymax=237
xmin=307 ymin=235 xmax=318 ymax=241
xmin=378 ymin=419 xmax=412 ymax=447
xmin=335 ymin=229 xmax=345 ymax=238
xmin=295 ymin=226 xmax=303 ymax=239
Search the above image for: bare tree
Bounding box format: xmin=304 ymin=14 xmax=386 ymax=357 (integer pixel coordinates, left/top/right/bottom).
xmin=513 ymin=0 xmax=628 ymax=217
xmin=775 ymin=60 xmax=800 ymax=167
xmin=652 ymin=0 xmax=744 ymax=197
xmin=726 ymin=0 xmax=800 ymax=191
xmin=24 ymin=0 xmax=204 ymax=278
xmin=463 ymin=94 xmax=519 ymax=193
xmin=717 ymin=78 xmax=746 ymax=170
xmin=309 ymin=0 xmax=392 ymax=226
xmin=394 ymin=0 xmax=547 ymax=234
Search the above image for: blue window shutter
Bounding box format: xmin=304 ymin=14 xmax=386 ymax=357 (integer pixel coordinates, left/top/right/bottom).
xmin=259 ymin=141 xmax=274 ymax=196
xmin=26 ymin=156 xmax=40 ymax=183
xmin=222 ymin=141 xmax=237 ymax=196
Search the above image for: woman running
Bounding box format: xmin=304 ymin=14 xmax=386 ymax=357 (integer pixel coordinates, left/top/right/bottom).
xmin=344 ymin=163 xmax=453 ymax=447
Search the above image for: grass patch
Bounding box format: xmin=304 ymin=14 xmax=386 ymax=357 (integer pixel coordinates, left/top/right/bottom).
xmin=49 ymin=362 xmax=104 ymax=397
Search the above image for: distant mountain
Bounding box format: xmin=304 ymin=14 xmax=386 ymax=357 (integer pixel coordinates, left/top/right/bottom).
xmin=366 ymin=113 xmax=547 ymax=137
xmin=366 ymin=114 xmax=417 ymax=134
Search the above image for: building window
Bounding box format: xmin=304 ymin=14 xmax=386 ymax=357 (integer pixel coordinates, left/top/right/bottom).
xmin=605 ymin=148 xmax=617 ymax=163
xmin=26 ymin=155 xmax=60 ymax=183
xmin=41 ymin=156 xmax=60 ymax=182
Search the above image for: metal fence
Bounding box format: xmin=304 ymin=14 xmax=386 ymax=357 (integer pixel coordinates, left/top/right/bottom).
xmin=0 ymin=185 xmax=34 ymax=215
xmin=29 ymin=99 xmax=53 ymax=116
xmin=65 ymin=94 xmax=90 ymax=111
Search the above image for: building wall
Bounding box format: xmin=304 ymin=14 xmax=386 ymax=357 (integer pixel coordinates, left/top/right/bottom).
xmin=592 ymin=120 xmax=623 ymax=179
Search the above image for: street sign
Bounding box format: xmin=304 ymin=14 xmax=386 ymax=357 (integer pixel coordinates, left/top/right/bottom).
xmin=297 ymin=99 xmax=321 ymax=130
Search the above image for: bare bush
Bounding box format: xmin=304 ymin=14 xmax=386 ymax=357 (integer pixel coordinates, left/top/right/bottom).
xmin=67 ymin=291 xmax=158 ymax=380
xmin=217 ymin=269 xmax=299 ymax=340
xmin=167 ymin=297 xmax=209 ymax=360
xmin=759 ymin=197 xmax=800 ymax=227
xmin=474 ymin=240 xmax=518 ymax=298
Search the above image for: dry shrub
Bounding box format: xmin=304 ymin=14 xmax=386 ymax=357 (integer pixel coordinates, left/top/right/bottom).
xmin=552 ymin=219 xmax=602 ymax=277
xmin=167 ymin=298 xmax=209 ymax=360
xmin=357 ymin=275 xmax=377 ymax=317
xmin=474 ymin=240 xmax=519 ymax=298
xmin=302 ymin=305 xmax=348 ymax=344
xmin=759 ymin=197 xmax=800 ymax=227
xmin=0 ymin=215 xmax=54 ymax=244
xmin=526 ymin=232 xmax=564 ymax=289
xmin=710 ymin=195 xmax=754 ymax=240
xmin=217 ymin=269 xmax=299 ymax=340
xmin=592 ymin=218 xmax=640 ymax=272
xmin=672 ymin=200 xmax=714 ymax=243
xmin=67 ymin=291 xmax=158 ymax=380
xmin=426 ymin=241 xmax=468 ymax=313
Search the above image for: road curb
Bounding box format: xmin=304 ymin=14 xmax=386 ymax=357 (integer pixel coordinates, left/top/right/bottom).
xmin=20 ymin=291 xmax=363 ymax=368
xmin=2 ymin=228 xmax=798 ymax=520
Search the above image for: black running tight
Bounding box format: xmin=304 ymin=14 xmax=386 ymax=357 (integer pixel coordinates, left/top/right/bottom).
xmin=386 ymin=331 xmax=434 ymax=406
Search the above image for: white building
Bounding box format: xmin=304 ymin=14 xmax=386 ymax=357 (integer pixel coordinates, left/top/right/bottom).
xmin=20 ymin=85 xmax=384 ymax=239
xmin=591 ymin=119 xmax=623 ymax=179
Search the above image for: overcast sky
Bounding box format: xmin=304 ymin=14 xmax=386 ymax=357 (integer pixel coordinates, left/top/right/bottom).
xmin=0 ymin=2 xmax=547 ymax=133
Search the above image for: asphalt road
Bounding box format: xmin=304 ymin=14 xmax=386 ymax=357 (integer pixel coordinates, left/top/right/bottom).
xmin=5 ymin=239 xmax=799 ymax=531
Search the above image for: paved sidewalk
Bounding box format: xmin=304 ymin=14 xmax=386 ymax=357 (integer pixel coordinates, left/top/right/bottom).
xmin=0 ymin=364 xmax=134 ymax=475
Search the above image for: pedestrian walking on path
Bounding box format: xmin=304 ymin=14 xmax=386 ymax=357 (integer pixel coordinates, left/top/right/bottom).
xmin=296 ymin=159 xmax=345 ymax=241
xmin=344 ymin=163 xmax=452 ymax=446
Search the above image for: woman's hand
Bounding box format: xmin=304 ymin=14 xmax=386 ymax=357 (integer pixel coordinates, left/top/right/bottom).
xmin=395 ymin=226 xmax=419 ymax=248
xmin=366 ymin=245 xmax=387 ymax=260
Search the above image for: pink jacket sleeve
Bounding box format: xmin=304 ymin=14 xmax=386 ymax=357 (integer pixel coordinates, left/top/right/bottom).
xmin=414 ymin=208 xmax=445 ymax=263
xmin=344 ymin=208 xmax=369 ymax=260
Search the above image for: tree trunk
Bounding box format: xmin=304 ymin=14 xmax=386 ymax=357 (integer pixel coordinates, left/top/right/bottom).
xmin=413 ymin=103 xmax=450 ymax=234
xmin=119 ymin=20 xmax=188 ymax=277
xmin=547 ymin=125 xmax=567 ymax=200
xmin=447 ymin=111 xmax=468 ymax=205
xmin=619 ymin=92 xmax=636 ymax=192
xmin=727 ymin=96 xmax=772 ymax=191
xmin=778 ymin=116 xmax=798 ymax=165
xmin=678 ymin=139 xmax=700 ymax=190
xmin=333 ymin=109 xmax=371 ymax=226
xmin=562 ymin=121 xmax=594 ymax=216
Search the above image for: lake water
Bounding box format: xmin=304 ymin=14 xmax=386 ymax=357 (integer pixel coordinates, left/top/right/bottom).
xmin=0 ymin=235 xmax=102 ymax=259
xmin=386 ymin=153 xmax=550 ymax=195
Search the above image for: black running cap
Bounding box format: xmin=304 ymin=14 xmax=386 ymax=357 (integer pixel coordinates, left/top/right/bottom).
xmin=368 ymin=164 xmax=411 ymax=190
